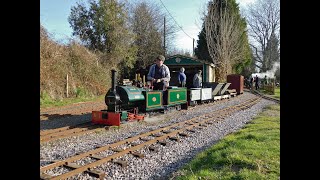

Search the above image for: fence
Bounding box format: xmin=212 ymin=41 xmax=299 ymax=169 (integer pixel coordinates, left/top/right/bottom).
xmin=261 ymin=78 xmax=275 ymax=95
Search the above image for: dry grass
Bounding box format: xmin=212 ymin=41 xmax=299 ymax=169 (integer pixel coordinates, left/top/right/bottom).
xmin=40 ymin=25 xmax=112 ymax=102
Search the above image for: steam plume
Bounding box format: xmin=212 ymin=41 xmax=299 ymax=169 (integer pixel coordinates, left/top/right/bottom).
xmin=252 ymin=62 xmax=280 ymax=79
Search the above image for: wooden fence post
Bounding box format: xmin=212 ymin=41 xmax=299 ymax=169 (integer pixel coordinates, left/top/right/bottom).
xmin=272 ymin=82 xmax=275 ymax=95
xmin=66 ymin=74 xmax=69 ymax=98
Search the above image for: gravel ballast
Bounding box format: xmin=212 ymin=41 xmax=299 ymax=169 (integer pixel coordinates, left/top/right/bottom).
xmin=40 ymin=92 xmax=276 ymax=179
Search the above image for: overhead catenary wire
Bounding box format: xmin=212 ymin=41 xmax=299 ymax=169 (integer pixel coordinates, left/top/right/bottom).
xmin=159 ymin=0 xmax=194 ymax=40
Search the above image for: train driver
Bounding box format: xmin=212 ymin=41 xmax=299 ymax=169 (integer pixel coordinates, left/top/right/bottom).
xmin=147 ymin=55 xmax=170 ymax=90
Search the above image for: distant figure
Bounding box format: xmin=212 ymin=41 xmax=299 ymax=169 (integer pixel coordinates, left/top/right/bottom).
xmin=250 ymin=77 xmax=254 ymax=90
xmin=245 ymin=77 xmax=251 ymax=88
xmin=255 ymin=75 xmax=259 ymax=90
xmin=193 ymin=70 xmax=202 ymax=88
xmin=264 ymin=75 xmax=268 ymax=85
xmin=178 ymin=67 xmax=186 ymax=87
xmin=147 ymin=55 xmax=170 ymax=90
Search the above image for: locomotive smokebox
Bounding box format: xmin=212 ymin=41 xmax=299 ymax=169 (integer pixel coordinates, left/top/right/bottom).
xmin=105 ymin=69 xmax=121 ymax=112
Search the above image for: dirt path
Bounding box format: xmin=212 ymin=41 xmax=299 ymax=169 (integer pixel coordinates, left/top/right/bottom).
xmin=40 ymin=100 xmax=106 ymax=121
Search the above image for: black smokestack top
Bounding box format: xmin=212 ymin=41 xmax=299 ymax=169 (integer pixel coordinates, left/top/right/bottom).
xmin=111 ymin=69 xmax=117 ymax=92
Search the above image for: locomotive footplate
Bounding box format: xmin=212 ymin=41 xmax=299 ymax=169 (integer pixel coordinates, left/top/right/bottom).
xmin=92 ymin=111 xmax=121 ymax=126
xmin=92 ymin=110 xmax=145 ymax=126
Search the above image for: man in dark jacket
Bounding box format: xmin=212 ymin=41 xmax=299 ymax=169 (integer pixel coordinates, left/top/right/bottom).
xmin=255 ymin=75 xmax=259 ymax=90
xmin=250 ymin=77 xmax=254 ymax=90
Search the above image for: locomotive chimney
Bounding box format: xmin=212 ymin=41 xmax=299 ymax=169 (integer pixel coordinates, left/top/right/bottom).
xmin=111 ymin=69 xmax=117 ymax=92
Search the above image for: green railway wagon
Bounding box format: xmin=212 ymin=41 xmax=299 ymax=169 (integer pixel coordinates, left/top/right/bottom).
xmin=166 ymin=87 xmax=187 ymax=106
xmin=143 ymin=90 xmax=164 ymax=111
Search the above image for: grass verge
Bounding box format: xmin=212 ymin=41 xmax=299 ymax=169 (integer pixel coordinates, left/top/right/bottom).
xmin=258 ymin=87 xmax=280 ymax=100
xmin=40 ymin=95 xmax=105 ymax=109
xmin=172 ymin=104 xmax=280 ymax=180
xmin=272 ymin=87 xmax=280 ymax=99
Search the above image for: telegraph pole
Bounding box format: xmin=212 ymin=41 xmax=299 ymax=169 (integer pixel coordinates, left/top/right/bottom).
xmin=163 ymin=16 xmax=166 ymax=56
xmin=193 ymin=38 xmax=195 ymax=56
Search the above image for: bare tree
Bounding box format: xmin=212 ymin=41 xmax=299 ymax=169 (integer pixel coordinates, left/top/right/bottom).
xmin=167 ymin=47 xmax=192 ymax=57
xmin=205 ymin=1 xmax=248 ymax=82
xmin=245 ymin=0 xmax=280 ymax=72
xmin=129 ymin=1 xmax=163 ymax=69
xmin=127 ymin=0 xmax=178 ymax=69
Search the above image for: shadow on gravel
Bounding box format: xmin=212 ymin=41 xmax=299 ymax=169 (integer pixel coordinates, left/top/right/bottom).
xmin=40 ymin=113 xmax=92 ymax=131
xmin=41 ymin=113 xmax=74 ymax=119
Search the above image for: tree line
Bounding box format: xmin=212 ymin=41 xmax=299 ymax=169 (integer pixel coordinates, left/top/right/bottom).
xmin=195 ymin=0 xmax=279 ymax=82
xmin=42 ymin=0 xmax=280 ymax=84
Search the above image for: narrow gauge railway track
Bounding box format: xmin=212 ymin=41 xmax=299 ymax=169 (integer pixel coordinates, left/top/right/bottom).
xmin=40 ymin=122 xmax=105 ymax=143
xmin=40 ymin=101 xmax=105 ymax=116
xmin=247 ymin=89 xmax=280 ymax=104
xmin=176 ymin=91 xmax=242 ymax=113
xmin=40 ymin=97 xmax=261 ymax=180
xmin=40 ymin=95 xmax=240 ymax=143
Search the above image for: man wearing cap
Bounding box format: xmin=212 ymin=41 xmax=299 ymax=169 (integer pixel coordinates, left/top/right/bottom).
xmin=147 ymin=55 xmax=170 ymax=90
xmin=193 ymin=70 xmax=202 ymax=88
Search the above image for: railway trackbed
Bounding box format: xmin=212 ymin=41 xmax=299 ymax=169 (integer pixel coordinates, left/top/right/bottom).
xmin=40 ymin=122 xmax=105 ymax=143
xmin=40 ymin=97 xmax=261 ymax=180
xmin=248 ymin=89 xmax=280 ymax=104
xmin=40 ymin=101 xmax=106 ymax=116
xmin=40 ymin=95 xmax=240 ymax=143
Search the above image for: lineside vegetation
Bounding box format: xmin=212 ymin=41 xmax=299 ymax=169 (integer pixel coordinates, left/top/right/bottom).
xmin=172 ymin=104 xmax=280 ymax=180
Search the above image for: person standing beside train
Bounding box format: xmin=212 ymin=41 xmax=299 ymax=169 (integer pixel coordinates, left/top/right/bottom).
xmin=147 ymin=55 xmax=170 ymax=90
xmin=250 ymin=76 xmax=254 ymax=90
xmin=193 ymin=70 xmax=202 ymax=88
xmin=264 ymin=75 xmax=268 ymax=85
xmin=178 ymin=67 xmax=186 ymax=87
xmin=255 ymin=75 xmax=259 ymax=90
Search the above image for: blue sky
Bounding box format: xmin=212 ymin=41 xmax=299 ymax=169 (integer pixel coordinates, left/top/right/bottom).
xmin=40 ymin=0 xmax=255 ymax=52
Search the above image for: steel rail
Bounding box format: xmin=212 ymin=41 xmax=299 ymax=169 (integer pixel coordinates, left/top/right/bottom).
xmin=40 ymin=124 xmax=104 ymax=143
xmin=40 ymin=97 xmax=260 ymax=179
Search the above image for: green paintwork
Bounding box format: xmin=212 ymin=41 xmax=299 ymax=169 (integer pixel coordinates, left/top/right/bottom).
xmin=164 ymin=54 xmax=216 ymax=84
xmin=121 ymin=111 xmax=128 ymax=120
xmin=146 ymin=91 xmax=163 ymax=111
xmin=167 ymin=88 xmax=187 ymax=106
xmin=117 ymin=86 xmax=145 ymax=103
xmin=165 ymin=57 xmax=203 ymax=65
